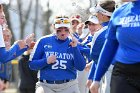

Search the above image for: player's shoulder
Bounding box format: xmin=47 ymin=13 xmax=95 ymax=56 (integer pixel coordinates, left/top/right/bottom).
xmin=39 ymin=34 xmax=55 ymax=41
xmin=35 ymin=34 xmax=55 ymax=45
xmin=113 ymin=2 xmax=129 ymax=16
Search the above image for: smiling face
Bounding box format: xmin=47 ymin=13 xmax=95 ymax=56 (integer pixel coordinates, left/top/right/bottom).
xmin=71 ymin=20 xmax=80 ymax=31
xmin=3 ymin=28 xmax=12 ymax=42
xmin=87 ymin=22 xmax=102 ymax=35
xmin=55 ymin=27 xmax=70 ymax=40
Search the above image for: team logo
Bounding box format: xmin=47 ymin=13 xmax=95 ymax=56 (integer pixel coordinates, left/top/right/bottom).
xmin=119 ymin=15 xmax=140 ymax=27
xmin=44 ymin=44 xmax=52 ymax=49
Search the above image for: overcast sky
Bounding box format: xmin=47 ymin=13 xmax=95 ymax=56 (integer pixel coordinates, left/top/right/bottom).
xmin=40 ymin=0 xmax=90 ymax=15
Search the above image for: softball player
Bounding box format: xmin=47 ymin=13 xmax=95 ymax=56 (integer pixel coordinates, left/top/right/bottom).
xmin=29 ymin=15 xmax=86 ymax=93
xmin=90 ymin=0 xmax=140 ymax=93
xmin=88 ymin=1 xmax=116 ymax=93
xmin=0 ymin=5 xmax=34 ymax=63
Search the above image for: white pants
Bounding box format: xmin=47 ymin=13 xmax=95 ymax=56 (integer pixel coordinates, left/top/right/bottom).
xmin=35 ymin=79 xmax=80 ymax=93
xmin=77 ymin=70 xmax=89 ymax=93
xmin=100 ymin=65 xmax=114 ymax=93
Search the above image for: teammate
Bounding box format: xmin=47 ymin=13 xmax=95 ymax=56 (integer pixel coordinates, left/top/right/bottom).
xmin=0 ymin=28 xmax=13 ymax=91
xmin=79 ymin=15 xmax=102 ymax=61
xmin=90 ymin=0 xmax=140 ymax=93
xmin=70 ymin=14 xmax=82 ymax=40
xmin=18 ymin=47 xmax=37 ymax=93
xmin=83 ymin=15 xmax=102 ymax=90
xmin=0 ymin=4 xmax=34 ymax=63
xmin=29 ymin=15 xmax=86 ymax=93
xmin=78 ymin=15 xmax=102 ymax=93
xmin=88 ymin=1 xmax=116 ymax=93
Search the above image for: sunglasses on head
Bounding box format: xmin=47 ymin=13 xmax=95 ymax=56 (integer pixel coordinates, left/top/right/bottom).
xmin=55 ymin=19 xmax=70 ymax=24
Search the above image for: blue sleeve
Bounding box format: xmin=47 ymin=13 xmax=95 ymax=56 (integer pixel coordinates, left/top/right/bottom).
xmin=5 ymin=47 xmax=28 ymax=62
xmin=0 ymin=43 xmax=20 ymax=63
xmin=29 ymin=58 xmax=49 ymax=70
xmin=78 ymin=38 xmax=83 ymax=43
xmin=90 ymin=36 xmax=105 ymax=63
xmin=72 ymin=47 xmax=86 ymax=71
xmin=78 ymin=45 xmax=90 ymax=59
xmin=93 ymin=12 xmax=120 ymax=81
xmin=29 ymin=39 xmax=49 ymax=70
xmin=88 ymin=62 xmax=96 ymax=80
xmin=82 ymin=36 xmax=93 ymax=46
xmin=93 ymin=39 xmax=118 ymax=81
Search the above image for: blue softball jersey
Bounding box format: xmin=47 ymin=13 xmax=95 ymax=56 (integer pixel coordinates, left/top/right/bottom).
xmin=0 ymin=42 xmax=28 ymax=63
xmin=93 ymin=1 xmax=140 ymax=81
xmin=29 ymin=34 xmax=86 ymax=81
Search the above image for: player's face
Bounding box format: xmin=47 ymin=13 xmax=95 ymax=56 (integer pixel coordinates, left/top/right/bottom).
xmin=71 ymin=20 xmax=79 ymax=30
xmin=3 ymin=29 xmax=12 ymax=42
xmin=56 ymin=27 xmax=70 ymax=40
xmin=88 ymin=22 xmax=102 ymax=35
xmin=96 ymin=12 xmax=105 ymax=23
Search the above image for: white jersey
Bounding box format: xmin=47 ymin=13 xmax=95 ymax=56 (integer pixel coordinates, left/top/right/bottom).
xmin=0 ymin=25 xmax=5 ymax=47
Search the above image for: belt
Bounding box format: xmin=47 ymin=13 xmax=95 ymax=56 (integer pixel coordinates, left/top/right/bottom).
xmin=40 ymin=79 xmax=73 ymax=84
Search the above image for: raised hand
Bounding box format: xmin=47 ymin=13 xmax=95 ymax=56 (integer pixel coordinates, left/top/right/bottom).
xmin=24 ymin=33 xmax=34 ymax=47
xmin=17 ymin=40 xmax=27 ymax=49
xmin=69 ymin=35 xmax=78 ymax=47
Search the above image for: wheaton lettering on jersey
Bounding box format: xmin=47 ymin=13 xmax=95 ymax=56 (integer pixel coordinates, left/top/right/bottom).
xmin=119 ymin=15 xmax=140 ymax=27
xmin=45 ymin=52 xmax=74 ymax=60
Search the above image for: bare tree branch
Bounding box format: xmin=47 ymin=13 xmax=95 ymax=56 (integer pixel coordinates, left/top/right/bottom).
xmin=22 ymin=0 xmax=32 ymax=30
xmin=43 ymin=2 xmax=52 ymax=35
xmin=33 ymin=0 xmax=39 ymax=39
xmin=3 ymin=2 xmax=15 ymax=43
xmin=17 ymin=0 xmax=32 ymax=39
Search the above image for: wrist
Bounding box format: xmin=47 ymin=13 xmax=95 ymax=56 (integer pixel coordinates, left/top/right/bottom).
xmin=92 ymin=81 xmax=100 ymax=87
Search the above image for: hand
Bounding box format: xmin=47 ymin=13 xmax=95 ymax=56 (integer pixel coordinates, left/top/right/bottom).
xmin=47 ymin=55 xmax=56 ymax=64
xmin=77 ymin=23 xmax=84 ymax=35
xmin=77 ymin=23 xmax=84 ymax=31
xmin=69 ymin=36 xmax=78 ymax=47
xmin=29 ymin=41 xmax=36 ymax=49
xmin=24 ymin=33 xmax=34 ymax=47
xmin=86 ymin=80 xmax=92 ymax=88
xmin=90 ymin=81 xmax=100 ymax=93
xmin=85 ymin=62 xmax=92 ymax=71
xmin=17 ymin=40 xmax=27 ymax=49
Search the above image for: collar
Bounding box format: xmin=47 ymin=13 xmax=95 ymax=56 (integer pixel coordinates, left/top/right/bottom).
xmin=132 ymin=0 xmax=140 ymax=6
xmin=101 ymin=21 xmax=109 ymax=27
